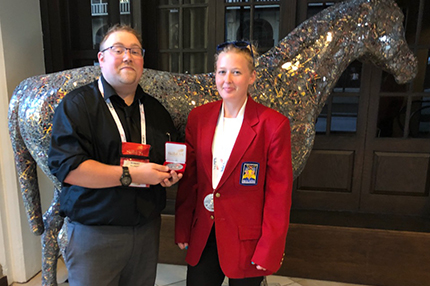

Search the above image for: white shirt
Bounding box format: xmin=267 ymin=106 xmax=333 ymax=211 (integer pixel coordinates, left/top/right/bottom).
xmin=212 ymin=98 xmax=247 ymax=189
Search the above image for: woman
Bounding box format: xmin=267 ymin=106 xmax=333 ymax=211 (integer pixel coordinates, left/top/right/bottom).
xmin=175 ymin=41 xmax=293 ymax=286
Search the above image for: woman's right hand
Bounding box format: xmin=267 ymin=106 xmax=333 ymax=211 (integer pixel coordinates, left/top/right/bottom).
xmin=178 ymin=242 xmax=189 ymax=250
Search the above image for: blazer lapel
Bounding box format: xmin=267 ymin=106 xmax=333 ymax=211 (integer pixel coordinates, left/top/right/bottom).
xmin=216 ymin=97 xmax=259 ymax=189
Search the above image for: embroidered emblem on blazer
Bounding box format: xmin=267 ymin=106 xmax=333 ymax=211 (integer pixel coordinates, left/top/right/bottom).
xmin=240 ymin=162 xmax=259 ymax=185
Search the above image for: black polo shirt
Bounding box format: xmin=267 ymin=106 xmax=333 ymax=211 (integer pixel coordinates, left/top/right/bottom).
xmin=48 ymin=75 xmax=177 ymax=226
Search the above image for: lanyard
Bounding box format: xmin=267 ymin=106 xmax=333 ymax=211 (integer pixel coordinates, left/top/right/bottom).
xmin=98 ymin=79 xmax=146 ymax=144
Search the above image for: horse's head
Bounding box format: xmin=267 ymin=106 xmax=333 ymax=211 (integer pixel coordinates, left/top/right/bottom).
xmin=361 ymin=0 xmax=417 ymax=84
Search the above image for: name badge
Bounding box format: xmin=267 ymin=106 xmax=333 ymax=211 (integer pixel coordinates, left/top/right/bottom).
xmin=240 ymin=162 xmax=259 ymax=185
xmin=121 ymin=142 xmax=151 ymax=188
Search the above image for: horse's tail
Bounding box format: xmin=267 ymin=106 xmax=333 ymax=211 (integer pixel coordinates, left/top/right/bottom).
xmin=8 ymin=81 xmax=44 ymax=235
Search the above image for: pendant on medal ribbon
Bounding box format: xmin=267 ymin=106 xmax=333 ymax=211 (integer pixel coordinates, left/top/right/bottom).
xmin=204 ymin=193 xmax=214 ymax=212
xmin=166 ymin=163 xmax=183 ymax=170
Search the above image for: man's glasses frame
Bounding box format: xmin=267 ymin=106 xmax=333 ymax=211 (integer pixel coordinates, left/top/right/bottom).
xmin=216 ymin=40 xmax=254 ymax=63
xmin=101 ymin=44 xmax=145 ymax=58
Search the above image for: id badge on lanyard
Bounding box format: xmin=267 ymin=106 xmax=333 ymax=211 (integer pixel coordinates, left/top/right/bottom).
xmin=98 ymin=79 xmax=151 ymax=187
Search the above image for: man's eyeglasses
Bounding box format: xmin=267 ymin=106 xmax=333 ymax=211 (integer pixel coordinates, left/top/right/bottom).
xmin=216 ymin=41 xmax=254 ymax=62
xmin=101 ymin=45 xmax=145 ymax=58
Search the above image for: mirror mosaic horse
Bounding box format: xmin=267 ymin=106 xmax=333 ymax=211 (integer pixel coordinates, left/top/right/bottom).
xmin=8 ymin=0 xmax=417 ymax=284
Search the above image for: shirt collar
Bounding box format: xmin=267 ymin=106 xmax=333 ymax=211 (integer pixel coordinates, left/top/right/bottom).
xmin=220 ymin=96 xmax=248 ymax=120
xmin=100 ymin=74 xmax=144 ymax=104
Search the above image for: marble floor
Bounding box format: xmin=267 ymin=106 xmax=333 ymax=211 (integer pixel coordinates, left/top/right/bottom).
xmin=12 ymin=258 xmax=373 ymax=286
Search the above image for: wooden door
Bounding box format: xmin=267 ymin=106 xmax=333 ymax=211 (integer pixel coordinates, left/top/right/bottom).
xmin=40 ymin=0 xmax=136 ymax=72
xmin=293 ymin=0 xmax=430 ymax=218
xmin=293 ymin=0 xmax=368 ymax=212
xmin=359 ymin=0 xmax=430 ymax=216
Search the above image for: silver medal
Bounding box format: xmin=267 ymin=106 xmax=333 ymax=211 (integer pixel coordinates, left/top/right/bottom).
xmin=204 ymin=194 xmax=214 ymax=212
xmin=166 ymin=163 xmax=182 ymax=170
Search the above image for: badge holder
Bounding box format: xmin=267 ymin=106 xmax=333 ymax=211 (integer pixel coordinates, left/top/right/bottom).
xmin=121 ymin=142 xmax=151 ymax=187
xmin=163 ymin=142 xmax=186 ymax=173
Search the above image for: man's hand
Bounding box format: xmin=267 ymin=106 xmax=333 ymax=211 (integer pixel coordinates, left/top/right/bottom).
xmin=131 ymin=163 xmax=174 ymax=185
xmin=161 ymin=170 xmax=183 ymax=187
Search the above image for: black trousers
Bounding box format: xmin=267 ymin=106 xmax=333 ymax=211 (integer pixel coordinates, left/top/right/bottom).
xmin=186 ymin=227 xmax=264 ymax=286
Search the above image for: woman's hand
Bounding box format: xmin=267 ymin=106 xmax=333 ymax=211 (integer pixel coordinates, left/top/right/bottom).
xmin=251 ymin=261 xmax=266 ymax=271
xmin=178 ymin=242 xmax=189 ymax=250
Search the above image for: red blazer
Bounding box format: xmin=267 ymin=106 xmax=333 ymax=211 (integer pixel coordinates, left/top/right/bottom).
xmin=175 ymin=97 xmax=293 ymax=278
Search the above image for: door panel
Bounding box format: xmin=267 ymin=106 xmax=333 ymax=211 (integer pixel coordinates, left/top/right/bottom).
xmin=293 ymin=0 xmax=430 ymax=218
xmin=371 ymin=152 xmax=430 ymax=197
xmin=298 ymin=150 xmax=355 ymax=193
xmin=295 ymin=150 xmax=360 ymax=211
xmin=293 ymin=0 xmax=368 ymax=212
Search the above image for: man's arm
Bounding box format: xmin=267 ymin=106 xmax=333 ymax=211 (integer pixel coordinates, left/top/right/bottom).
xmin=64 ymin=159 xmax=179 ymax=188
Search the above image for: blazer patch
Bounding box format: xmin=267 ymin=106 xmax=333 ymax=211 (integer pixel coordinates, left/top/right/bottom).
xmin=240 ymin=162 xmax=259 ymax=185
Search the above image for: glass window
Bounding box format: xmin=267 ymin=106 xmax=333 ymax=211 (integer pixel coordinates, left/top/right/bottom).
xmin=377 ymin=96 xmax=407 ymax=137
xmin=333 ymin=61 xmax=362 ymax=93
xmin=254 ymin=5 xmax=280 ymax=54
xmin=225 ymin=4 xmax=280 ymax=54
xmin=225 ymin=6 xmax=251 ymax=41
xmin=316 ymin=103 xmax=328 ymax=134
xmin=395 ymin=0 xmax=419 ymax=44
xmin=184 ymin=0 xmax=208 ymax=4
xmin=380 ymin=71 xmax=408 ymax=93
xmin=160 ymin=53 xmax=180 ymax=73
xmin=183 ymin=7 xmax=208 ymax=49
xmin=159 ymin=8 xmax=180 ymax=50
xmin=91 ymin=0 xmax=132 ymax=51
xmin=157 ymin=1 xmax=208 ymax=73
xmin=119 ymin=0 xmax=132 ymax=25
xmin=160 ymin=0 xmax=180 ymax=4
xmin=183 ymin=53 xmax=207 ymax=74
xmin=91 ymin=0 xmax=109 ymax=50
xmin=330 ymin=96 xmax=359 ymax=133
xmin=424 ymin=51 xmax=430 ymax=93
xmin=413 ymin=49 xmax=430 ymax=93
xmin=418 ymin=0 xmax=430 ymax=46
xmin=307 ymin=2 xmax=335 ymax=19
xmin=316 ymin=96 xmax=359 ymax=134
xmin=408 ymin=96 xmax=430 ymax=138
xmin=224 ymin=0 xmax=250 ymax=3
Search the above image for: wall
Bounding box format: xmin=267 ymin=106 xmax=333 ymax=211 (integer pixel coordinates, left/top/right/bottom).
xmin=0 ymin=0 xmax=50 ymax=283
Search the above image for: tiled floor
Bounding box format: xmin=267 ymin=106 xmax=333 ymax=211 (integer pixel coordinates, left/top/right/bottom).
xmin=12 ymin=259 xmax=372 ymax=286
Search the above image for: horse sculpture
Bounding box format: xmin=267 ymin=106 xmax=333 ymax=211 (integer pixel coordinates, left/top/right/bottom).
xmin=8 ymin=0 xmax=417 ymax=285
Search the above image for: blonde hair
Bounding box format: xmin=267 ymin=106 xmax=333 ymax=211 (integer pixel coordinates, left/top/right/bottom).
xmin=214 ymin=42 xmax=258 ymax=72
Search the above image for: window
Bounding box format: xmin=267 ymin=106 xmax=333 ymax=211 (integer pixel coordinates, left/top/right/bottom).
xmin=224 ymin=0 xmax=280 ymax=54
xmin=376 ymin=0 xmax=430 ymax=138
xmin=158 ymin=0 xmax=209 ymax=73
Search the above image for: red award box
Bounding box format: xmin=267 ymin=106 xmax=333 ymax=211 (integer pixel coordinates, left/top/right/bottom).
xmin=163 ymin=142 xmax=186 ymax=173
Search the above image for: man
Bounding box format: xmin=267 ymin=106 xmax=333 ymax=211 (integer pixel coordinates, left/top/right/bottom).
xmin=48 ymin=24 xmax=182 ymax=286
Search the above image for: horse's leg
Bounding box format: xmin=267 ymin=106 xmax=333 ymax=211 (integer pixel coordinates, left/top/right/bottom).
xmin=58 ymin=218 xmax=68 ymax=261
xmin=8 ymin=94 xmax=45 ymax=235
xmin=41 ymin=187 xmax=64 ymax=286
